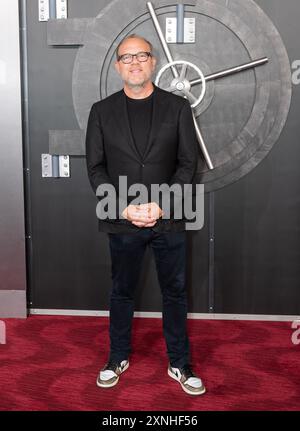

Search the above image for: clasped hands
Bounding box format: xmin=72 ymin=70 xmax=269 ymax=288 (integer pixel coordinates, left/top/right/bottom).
xmin=121 ymin=202 xmax=164 ymax=227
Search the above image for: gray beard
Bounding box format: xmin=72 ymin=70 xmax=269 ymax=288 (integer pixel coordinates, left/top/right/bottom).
xmin=126 ymin=80 xmax=147 ymax=90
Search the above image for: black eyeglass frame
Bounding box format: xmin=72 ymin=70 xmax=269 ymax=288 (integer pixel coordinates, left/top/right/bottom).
xmin=117 ymin=51 xmax=152 ymax=64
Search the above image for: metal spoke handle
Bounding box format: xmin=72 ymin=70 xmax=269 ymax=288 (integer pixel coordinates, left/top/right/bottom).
xmin=147 ymin=2 xmax=212 ymax=168
xmin=146 ymin=1 xmax=179 ymax=78
xmin=192 ymin=112 xmax=214 ymax=170
xmin=190 ymin=57 xmax=268 ymax=86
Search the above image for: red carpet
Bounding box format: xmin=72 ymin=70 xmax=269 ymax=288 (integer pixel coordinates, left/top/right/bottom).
xmin=0 ymin=315 xmax=299 ymax=411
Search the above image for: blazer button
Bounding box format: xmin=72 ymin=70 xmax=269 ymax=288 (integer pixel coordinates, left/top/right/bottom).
xmin=141 ymin=163 xmax=145 ymax=167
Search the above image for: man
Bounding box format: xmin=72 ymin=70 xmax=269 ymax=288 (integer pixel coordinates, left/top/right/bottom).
xmin=85 ymin=34 xmax=205 ymax=396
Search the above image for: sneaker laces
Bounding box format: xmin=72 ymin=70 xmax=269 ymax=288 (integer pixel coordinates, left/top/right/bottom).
xmin=180 ymin=364 xmax=196 ymax=379
xmin=180 ymin=364 xmax=202 ymax=389
xmin=104 ymin=360 xmax=119 ymax=371
xmin=180 ymin=365 xmax=203 ymax=388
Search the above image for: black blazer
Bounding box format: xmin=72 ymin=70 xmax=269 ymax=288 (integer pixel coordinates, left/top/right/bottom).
xmin=85 ymin=84 xmax=199 ymax=233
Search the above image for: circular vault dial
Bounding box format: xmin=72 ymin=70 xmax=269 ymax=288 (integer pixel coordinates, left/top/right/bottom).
xmin=71 ymin=0 xmax=292 ymax=192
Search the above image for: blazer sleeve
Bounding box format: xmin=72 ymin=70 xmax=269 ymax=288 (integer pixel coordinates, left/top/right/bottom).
xmin=171 ymin=98 xmax=198 ymax=185
xmin=160 ymin=98 xmax=199 ymax=219
xmin=85 ymin=103 xmax=127 ymax=219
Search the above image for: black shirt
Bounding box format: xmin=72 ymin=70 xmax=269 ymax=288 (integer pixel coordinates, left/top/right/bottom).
xmin=125 ymin=88 xmax=155 ymax=159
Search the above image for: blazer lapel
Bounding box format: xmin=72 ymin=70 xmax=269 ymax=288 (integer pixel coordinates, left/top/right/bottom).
xmin=112 ymin=91 xmax=141 ymax=162
xmin=142 ymin=86 xmax=166 ymax=161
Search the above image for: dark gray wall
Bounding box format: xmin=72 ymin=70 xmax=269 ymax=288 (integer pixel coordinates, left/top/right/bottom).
xmin=24 ymin=0 xmax=300 ymax=315
xmin=214 ymin=0 xmax=300 ymax=315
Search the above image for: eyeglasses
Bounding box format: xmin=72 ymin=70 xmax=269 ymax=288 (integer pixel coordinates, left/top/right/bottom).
xmin=117 ymin=51 xmax=152 ymax=64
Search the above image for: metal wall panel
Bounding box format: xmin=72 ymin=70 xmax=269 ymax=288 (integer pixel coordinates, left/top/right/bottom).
xmin=24 ymin=0 xmax=210 ymax=313
xmin=214 ymin=0 xmax=300 ymax=315
xmin=24 ymin=0 xmax=299 ymax=316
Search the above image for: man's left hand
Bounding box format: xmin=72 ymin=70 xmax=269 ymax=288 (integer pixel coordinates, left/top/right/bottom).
xmin=130 ymin=202 xmax=163 ymax=228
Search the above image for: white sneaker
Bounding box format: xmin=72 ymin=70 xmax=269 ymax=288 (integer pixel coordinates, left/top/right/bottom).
xmin=168 ymin=363 xmax=206 ymax=395
xmin=96 ymin=359 xmax=129 ymax=388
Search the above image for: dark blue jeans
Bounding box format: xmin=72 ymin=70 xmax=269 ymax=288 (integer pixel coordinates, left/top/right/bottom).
xmin=108 ymin=229 xmax=190 ymax=368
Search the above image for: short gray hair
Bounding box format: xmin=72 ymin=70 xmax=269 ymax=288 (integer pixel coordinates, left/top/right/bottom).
xmin=115 ymin=34 xmax=153 ymax=59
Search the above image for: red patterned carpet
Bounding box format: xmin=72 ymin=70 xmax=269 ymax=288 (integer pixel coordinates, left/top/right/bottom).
xmin=0 ymin=315 xmax=299 ymax=411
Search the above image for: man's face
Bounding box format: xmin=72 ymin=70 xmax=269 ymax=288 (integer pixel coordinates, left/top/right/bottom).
xmin=114 ymin=37 xmax=156 ymax=88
